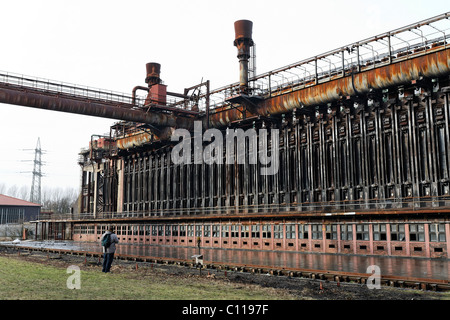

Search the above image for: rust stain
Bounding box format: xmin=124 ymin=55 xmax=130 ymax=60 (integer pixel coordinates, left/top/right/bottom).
xmin=116 ymin=131 xmax=154 ymax=149
xmin=208 ymin=105 xmax=255 ymax=128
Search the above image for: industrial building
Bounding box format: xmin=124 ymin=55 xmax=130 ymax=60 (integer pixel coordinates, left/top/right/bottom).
xmin=1 ymin=13 xmax=450 ymax=259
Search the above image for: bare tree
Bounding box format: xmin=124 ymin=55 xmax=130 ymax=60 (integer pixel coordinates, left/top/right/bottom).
xmin=6 ymin=185 xmax=19 ymax=198
xmin=41 ymin=186 xmax=78 ymax=214
xmin=1 ymin=184 xmax=78 ymax=214
xmin=19 ymin=185 xmax=29 ymax=200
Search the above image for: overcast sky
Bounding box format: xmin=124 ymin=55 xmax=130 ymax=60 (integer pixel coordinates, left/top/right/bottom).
xmin=0 ymin=0 xmax=448 ymax=197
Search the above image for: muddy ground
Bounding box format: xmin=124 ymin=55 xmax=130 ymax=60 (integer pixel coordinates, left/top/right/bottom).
xmin=0 ymin=245 xmax=447 ymax=300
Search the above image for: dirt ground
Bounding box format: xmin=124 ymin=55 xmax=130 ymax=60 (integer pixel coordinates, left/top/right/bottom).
xmin=0 ymin=245 xmax=447 ymax=300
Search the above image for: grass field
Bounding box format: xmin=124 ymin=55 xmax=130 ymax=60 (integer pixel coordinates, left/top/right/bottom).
xmin=0 ymin=255 xmax=295 ymax=300
xmin=1 ymin=252 xmax=449 ymax=302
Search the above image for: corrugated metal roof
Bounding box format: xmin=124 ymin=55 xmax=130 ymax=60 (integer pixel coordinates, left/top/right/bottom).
xmin=0 ymin=194 xmax=41 ymax=207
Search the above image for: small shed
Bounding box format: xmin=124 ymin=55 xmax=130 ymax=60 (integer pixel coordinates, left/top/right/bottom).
xmin=0 ymin=194 xmax=41 ymax=224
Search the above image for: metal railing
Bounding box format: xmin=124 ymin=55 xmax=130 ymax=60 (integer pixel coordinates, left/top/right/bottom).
xmin=38 ymin=195 xmax=450 ymax=222
xmin=0 ymin=71 xmax=147 ymax=107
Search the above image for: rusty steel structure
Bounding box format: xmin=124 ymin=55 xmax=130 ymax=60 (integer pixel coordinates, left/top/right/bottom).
xmin=2 ymin=13 xmax=450 ymax=260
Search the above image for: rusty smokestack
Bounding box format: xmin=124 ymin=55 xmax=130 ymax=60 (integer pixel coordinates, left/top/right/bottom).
xmin=145 ymin=62 xmax=162 ymax=86
xmin=144 ymin=62 xmax=167 ymax=106
xmin=233 ymin=20 xmax=254 ymax=94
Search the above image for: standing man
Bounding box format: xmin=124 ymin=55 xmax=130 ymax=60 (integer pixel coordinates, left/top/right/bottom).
xmin=100 ymin=226 xmax=119 ymax=273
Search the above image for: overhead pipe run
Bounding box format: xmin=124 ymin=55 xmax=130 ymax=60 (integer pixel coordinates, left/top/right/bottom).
xmin=0 ymin=84 xmax=194 ymax=132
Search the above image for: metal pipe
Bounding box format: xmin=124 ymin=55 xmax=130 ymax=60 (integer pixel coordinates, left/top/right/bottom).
xmin=166 ymin=91 xmax=190 ymax=99
xmin=132 ymin=86 xmax=149 ymax=105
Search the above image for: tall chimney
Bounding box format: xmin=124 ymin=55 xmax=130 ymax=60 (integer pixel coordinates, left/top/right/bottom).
xmin=233 ymin=20 xmax=254 ymax=94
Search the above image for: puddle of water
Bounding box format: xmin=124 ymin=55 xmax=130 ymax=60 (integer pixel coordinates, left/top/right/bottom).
xmin=2 ymin=240 xmax=449 ymax=280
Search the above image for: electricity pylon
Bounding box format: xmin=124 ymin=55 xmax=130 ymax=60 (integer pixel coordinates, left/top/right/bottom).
xmin=29 ymin=138 xmax=43 ymax=204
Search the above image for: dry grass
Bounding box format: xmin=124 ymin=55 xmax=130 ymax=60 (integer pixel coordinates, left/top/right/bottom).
xmin=0 ymin=255 xmax=296 ymax=300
